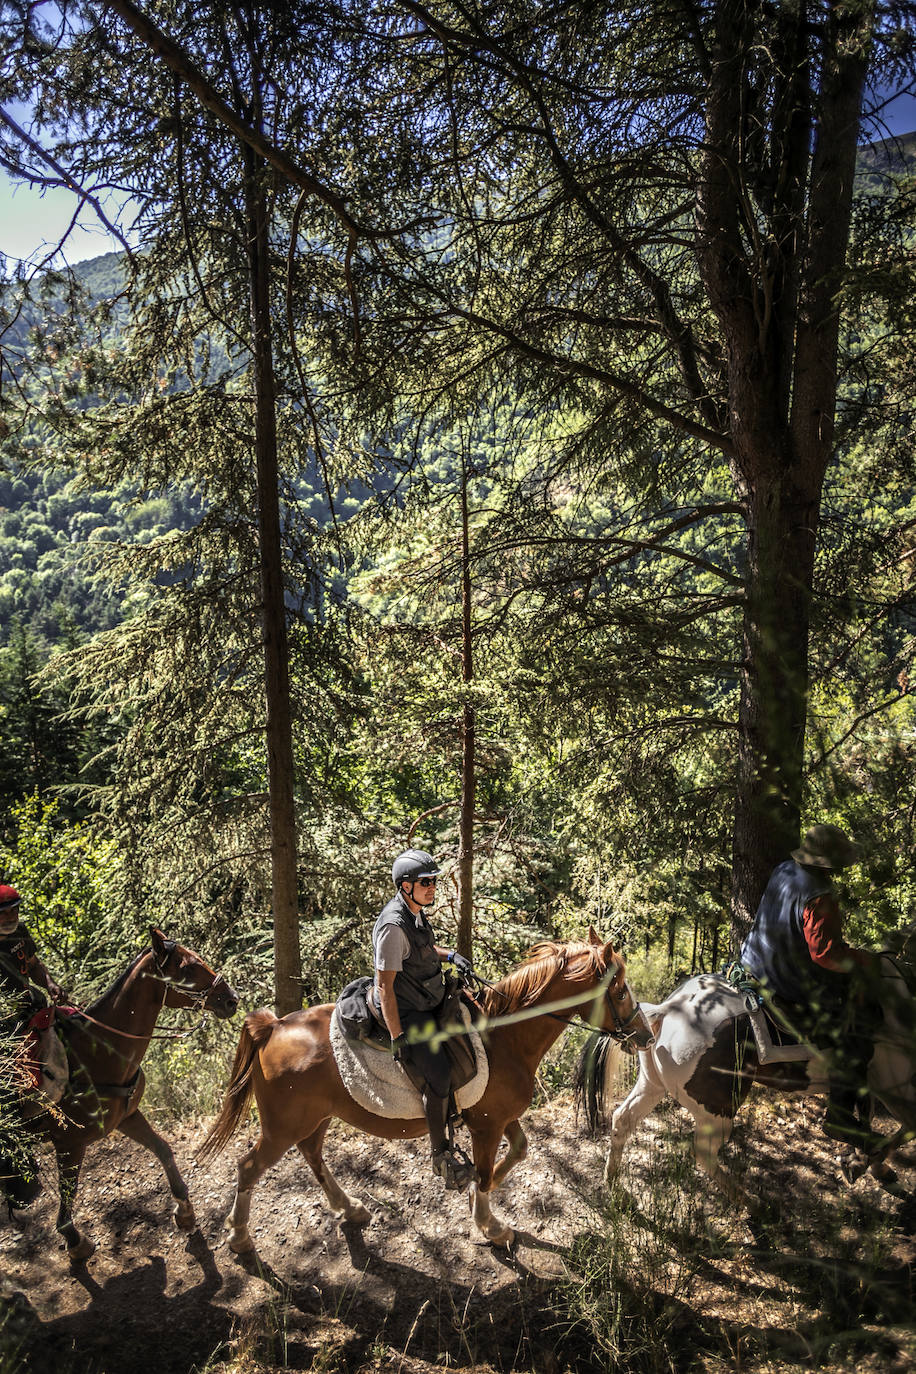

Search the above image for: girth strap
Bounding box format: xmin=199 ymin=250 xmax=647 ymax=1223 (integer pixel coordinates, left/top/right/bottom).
xmin=68 ymin=1068 xmax=141 ymax=1101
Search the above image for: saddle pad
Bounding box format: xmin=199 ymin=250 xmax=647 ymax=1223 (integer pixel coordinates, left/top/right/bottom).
xmin=330 ymin=1005 xmax=489 ymax=1120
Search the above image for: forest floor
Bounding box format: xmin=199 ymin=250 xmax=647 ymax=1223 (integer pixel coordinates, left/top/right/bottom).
xmin=0 ymin=1092 xmax=914 ymax=1374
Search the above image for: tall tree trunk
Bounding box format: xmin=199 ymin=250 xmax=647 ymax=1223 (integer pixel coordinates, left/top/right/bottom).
xmin=730 ymin=477 xmax=818 ymax=940
xmin=456 ymin=458 xmax=475 ymax=960
xmin=699 ymin=0 xmax=874 ymax=945
xmin=243 ymin=144 xmax=302 ymax=1014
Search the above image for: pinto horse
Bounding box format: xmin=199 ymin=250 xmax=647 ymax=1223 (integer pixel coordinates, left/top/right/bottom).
xmin=198 ymin=929 xmax=654 ymax=1250
xmin=577 ymin=956 xmax=916 ymax=1204
xmin=36 ymin=926 xmax=238 ymax=1260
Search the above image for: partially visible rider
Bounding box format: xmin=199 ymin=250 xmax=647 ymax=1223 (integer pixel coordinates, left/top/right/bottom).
xmin=0 ymin=885 xmax=66 ymax=1026
xmin=0 ymin=883 xmax=67 ymax=1208
xmin=370 ymin=850 xmax=476 ymax=1190
xmin=739 ymin=824 xmax=882 ymax=1173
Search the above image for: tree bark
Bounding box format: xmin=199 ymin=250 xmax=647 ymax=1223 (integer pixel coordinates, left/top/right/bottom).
xmin=730 ymin=477 xmax=818 ymax=937
xmin=697 ymin=0 xmax=875 ymax=943
xmin=243 ymin=143 xmax=302 ymax=1015
xmin=456 ymin=458 xmax=475 ymax=960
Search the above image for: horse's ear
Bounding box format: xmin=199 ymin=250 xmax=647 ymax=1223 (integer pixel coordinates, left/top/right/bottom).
xmin=588 ymin=926 xmax=604 ymax=946
xmin=149 ymin=925 xmax=167 ymax=951
xmin=601 ymin=939 xmax=619 ymax=967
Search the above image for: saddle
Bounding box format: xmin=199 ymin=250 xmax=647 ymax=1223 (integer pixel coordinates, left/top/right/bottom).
xmin=329 ymin=999 xmax=490 ymax=1120
xmin=18 ymin=1006 xmax=69 ymax=1119
xmin=335 ymin=975 xmax=481 ymax=1088
xmin=721 ymin=964 xmax=816 ymax=1065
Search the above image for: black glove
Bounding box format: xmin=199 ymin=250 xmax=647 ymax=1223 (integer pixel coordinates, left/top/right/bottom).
xmin=392 ymin=1033 xmax=412 ymax=1063
xmin=448 ymin=950 xmax=474 ymax=976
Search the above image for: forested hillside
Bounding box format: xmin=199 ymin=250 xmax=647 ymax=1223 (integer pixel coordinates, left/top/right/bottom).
xmin=1 ymin=4 xmax=916 ymax=1372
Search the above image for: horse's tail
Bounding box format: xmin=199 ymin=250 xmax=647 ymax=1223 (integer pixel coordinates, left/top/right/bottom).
xmin=196 ymin=1008 xmax=279 ymax=1163
xmin=574 ymin=1033 xmax=623 ymax=1135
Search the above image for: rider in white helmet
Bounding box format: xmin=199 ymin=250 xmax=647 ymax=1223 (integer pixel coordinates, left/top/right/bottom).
xmin=370 ymin=850 xmax=475 ymax=1190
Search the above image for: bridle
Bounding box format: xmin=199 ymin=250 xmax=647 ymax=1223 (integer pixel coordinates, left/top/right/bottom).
xmin=595 ymin=967 xmax=649 ymax=1045
xmin=71 ymin=944 xmax=232 ymax=1042
xmin=142 ymin=939 xmax=232 ymax=1008
xmin=465 ymin=958 xmax=648 ymax=1046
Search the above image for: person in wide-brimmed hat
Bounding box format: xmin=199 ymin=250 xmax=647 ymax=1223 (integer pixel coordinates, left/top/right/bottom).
xmin=790 ymin=823 xmax=862 ymax=870
xmin=740 ymin=823 xmax=882 ymax=1180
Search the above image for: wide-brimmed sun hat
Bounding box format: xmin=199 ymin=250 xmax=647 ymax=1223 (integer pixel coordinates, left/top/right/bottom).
xmin=792 ymin=823 xmax=861 ymax=870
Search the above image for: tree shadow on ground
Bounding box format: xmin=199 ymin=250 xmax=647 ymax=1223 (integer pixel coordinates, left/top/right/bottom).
xmin=233 ymin=1231 xmax=575 ymax=1373
xmin=585 ymin=1105 xmax=916 ymax=1372
xmin=8 ymin=1233 xmax=231 ymax=1374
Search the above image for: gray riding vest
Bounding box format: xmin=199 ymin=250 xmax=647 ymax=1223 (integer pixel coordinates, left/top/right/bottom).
xmin=740 ymin=859 xmax=840 ymax=1004
xmin=372 ymin=894 xmax=446 ymax=1014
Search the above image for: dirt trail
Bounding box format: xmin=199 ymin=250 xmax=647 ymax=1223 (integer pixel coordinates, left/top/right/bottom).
xmin=1 ymin=1097 xmax=914 ymax=1373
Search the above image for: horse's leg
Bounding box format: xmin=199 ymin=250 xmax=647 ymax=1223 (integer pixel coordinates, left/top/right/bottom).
xmin=226 ymin=1133 xmax=289 ymax=1255
xmin=469 ymin=1124 xmax=516 ymax=1247
xmin=118 ymin=1109 xmax=196 ymax=1231
xmin=296 ymin=1124 xmax=370 ymax=1225
xmin=605 ymin=1077 xmax=664 ymax=1185
xmin=55 ymin=1144 xmax=95 ymax=1262
xmin=691 ymin=1107 xmax=745 ymax=1205
xmin=491 ymin=1120 xmax=528 ymax=1188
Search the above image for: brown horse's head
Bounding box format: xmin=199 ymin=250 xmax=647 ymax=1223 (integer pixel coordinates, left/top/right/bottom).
xmin=481 ymin=929 xmax=654 ymax=1051
xmin=148 ymin=926 xmax=239 ymax=1020
xmin=584 ymin=928 xmax=655 ymax=1052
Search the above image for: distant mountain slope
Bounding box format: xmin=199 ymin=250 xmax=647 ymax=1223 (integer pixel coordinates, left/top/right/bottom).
xmin=859 ymin=128 xmax=916 ymax=173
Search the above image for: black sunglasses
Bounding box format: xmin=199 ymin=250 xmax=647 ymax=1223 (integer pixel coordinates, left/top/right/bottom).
xmin=416 ymin=876 xmax=438 ymax=887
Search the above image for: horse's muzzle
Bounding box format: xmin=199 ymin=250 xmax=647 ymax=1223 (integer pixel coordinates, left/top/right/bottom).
xmin=208 ymin=980 xmax=240 ymax=1019
xmin=628 ymin=1008 xmax=656 ymax=1052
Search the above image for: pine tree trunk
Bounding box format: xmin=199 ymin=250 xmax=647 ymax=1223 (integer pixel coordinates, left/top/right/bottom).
xmin=243 ymin=144 xmax=302 ymax=1015
xmin=729 ymin=478 xmax=817 ymax=942
xmin=698 ymin=0 xmax=874 ymax=946
xmin=456 ymin=461 xmax=475 ymax=960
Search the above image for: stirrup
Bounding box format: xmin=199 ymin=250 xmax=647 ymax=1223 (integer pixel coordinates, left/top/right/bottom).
xmin=834 ymin=1145 xmax=869 ymax=1186
xmin=432 ymin=1146 xmax=477 ymax=1192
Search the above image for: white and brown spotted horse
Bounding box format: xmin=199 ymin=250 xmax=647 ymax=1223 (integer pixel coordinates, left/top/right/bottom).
xmin=578 ymin=956 xmax=916 ymax=1204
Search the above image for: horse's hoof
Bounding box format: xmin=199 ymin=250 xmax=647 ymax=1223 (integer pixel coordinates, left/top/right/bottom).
xmin=341 ymin=1202 xmax=370 ymax=1226
xmin=603 ymin=1160 xmax=623 ymax=1189
xmin=228 ymin=1231 xmax=256 ymax=1255
xmin=67 ymin=1236 xmax=96 ymax=1263
xmin=173 ymin=1200 xmax=197 ymax=1232
xmin=489 ymin=1225 xmax=515 ymax=1249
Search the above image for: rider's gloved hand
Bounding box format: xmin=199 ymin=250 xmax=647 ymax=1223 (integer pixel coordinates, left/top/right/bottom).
xmin=392 ymin=1033 xmax=412 ymax=1063
xmin=447 ymin=950 xmax=474 ymax=976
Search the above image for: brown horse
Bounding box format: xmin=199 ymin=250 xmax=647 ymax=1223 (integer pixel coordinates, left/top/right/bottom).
xmin=40 ymin=926 xmax=238 ymax=1260
xmin=198 ymin=928 xmax=654 ymax=1250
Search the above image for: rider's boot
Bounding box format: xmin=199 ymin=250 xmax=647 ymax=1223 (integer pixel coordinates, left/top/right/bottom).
xmin=424 ymin=1091 xmax=476 ymax=1191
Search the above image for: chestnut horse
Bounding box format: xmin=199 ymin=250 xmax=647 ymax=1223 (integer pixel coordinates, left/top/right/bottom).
xmin=42 ymin=926 xmax=238 ymax=1260
xmin=198 ymin=929 xmax=654 ymax=1250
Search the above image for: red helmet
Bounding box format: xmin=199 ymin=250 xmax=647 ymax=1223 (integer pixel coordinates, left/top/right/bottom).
xmin=0 ymin=885 xmax=21 ymax=911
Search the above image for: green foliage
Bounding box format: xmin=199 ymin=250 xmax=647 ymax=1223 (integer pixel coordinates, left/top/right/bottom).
xmin=0 ymin=793 xmax=117 ymax=983
xmin=0 ymin=0 xmax=914 ymax=1002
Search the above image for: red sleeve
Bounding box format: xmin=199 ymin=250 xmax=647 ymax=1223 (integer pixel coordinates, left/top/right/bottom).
xmin=802 ymin=894 xmax=868 ymax=972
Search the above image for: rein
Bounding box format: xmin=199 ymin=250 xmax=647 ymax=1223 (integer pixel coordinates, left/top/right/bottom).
xmin=466 ymin=963 xmax=645 ymax=1044
xmin=65 ymin=953 xmax=230 ymax=1044
xmin=63 ymin=1004 xmax=205 ymax=1043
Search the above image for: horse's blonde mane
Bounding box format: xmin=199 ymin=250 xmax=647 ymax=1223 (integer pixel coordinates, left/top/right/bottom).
xmin=481 ymin=939 xmax=610 ymax=1017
